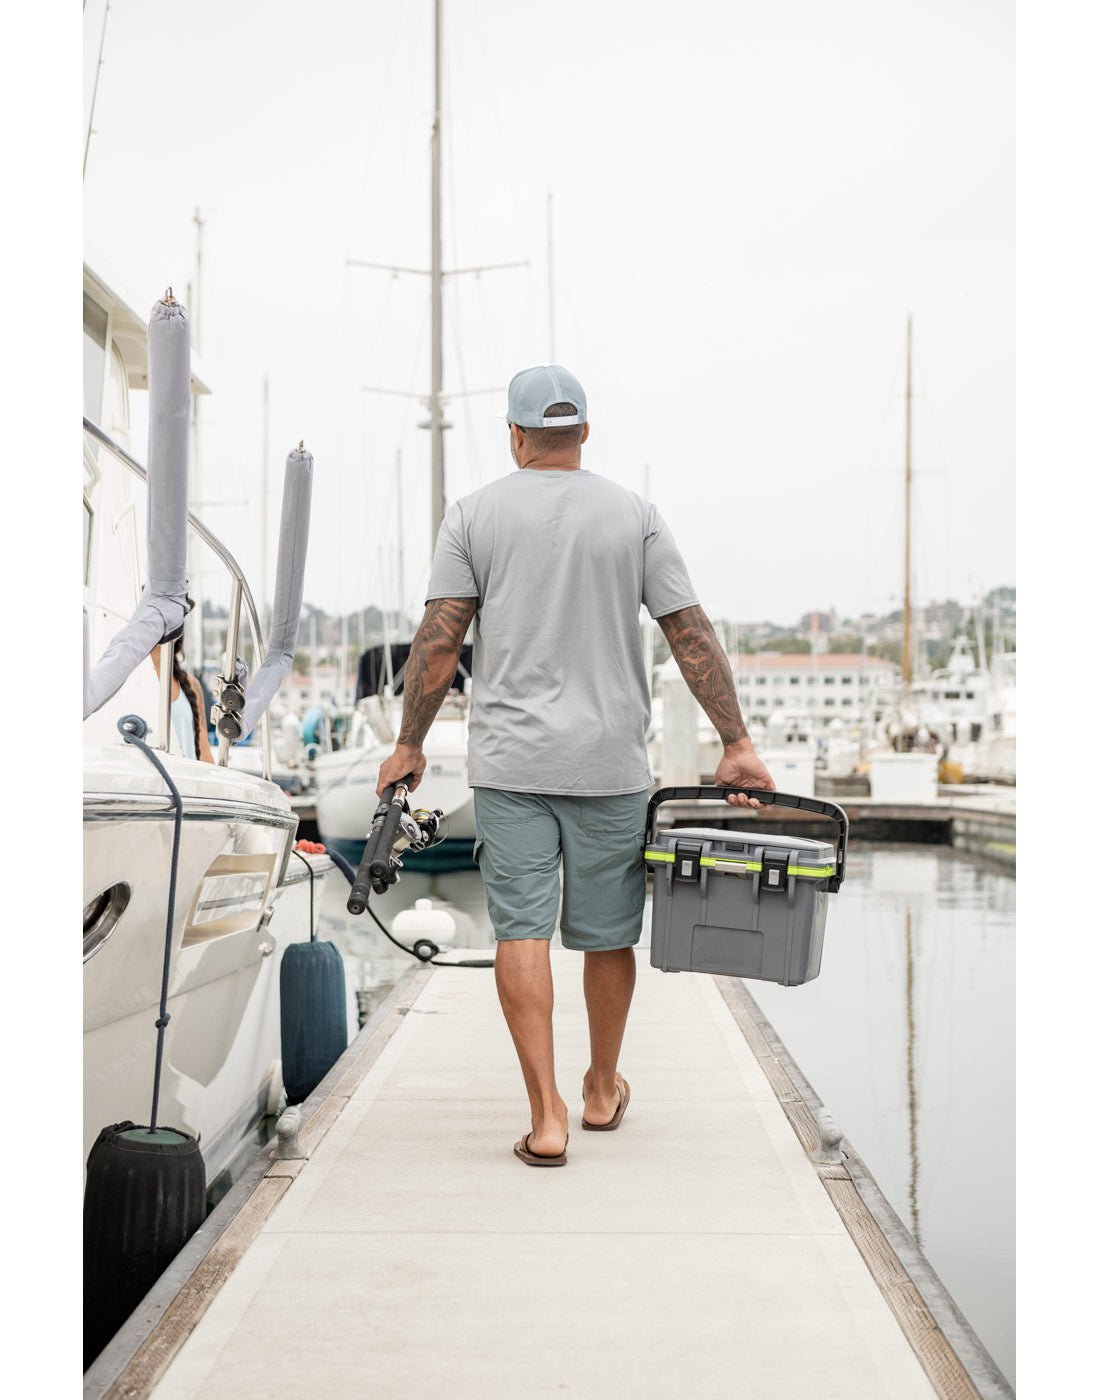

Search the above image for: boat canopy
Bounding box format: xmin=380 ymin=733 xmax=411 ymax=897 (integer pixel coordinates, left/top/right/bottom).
xmin=356 ymin=643 xmax=472 ymax=700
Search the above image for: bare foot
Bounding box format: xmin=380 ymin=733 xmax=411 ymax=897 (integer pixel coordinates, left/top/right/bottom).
xmin=582 ymin=1070 xmax=624 ymax=1126
xmin=526 ymin=1097 xmax=569 ymax=1157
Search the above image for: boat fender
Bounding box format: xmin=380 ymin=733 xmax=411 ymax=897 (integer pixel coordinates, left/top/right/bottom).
xmin=83 ymin=1121 xmax=205 ymax=1370
xmin=280 ymin=940 xmax=348 ymax=1105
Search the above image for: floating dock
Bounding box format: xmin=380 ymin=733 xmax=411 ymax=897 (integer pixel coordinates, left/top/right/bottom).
xmin=89 ymin=954 xmax=1009 ymax=1400
xmin=661 ymin=789 xmax=1015 ymax=868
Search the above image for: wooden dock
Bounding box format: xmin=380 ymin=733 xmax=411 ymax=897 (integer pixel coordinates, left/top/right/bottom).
xmin=89 ymin=954 xmax=1008 ymax=1400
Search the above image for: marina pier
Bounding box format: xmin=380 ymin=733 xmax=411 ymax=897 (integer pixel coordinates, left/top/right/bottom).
xmin=87 ymin=954 xmax=1007 ymax=1400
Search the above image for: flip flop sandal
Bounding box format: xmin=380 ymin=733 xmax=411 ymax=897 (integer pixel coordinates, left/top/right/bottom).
xmin=514 ymin=1132 xmax=568 ymax=1167
xmin=581 ymin=1076 xmax=630 ymax=1131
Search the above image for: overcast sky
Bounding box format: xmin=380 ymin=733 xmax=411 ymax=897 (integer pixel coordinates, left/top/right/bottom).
xmin=83 ymin=0 xmax=1013 ymax=629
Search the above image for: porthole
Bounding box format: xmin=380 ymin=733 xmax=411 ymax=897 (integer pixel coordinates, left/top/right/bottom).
xmin=83 ymin=882 xmax=131 ymax=962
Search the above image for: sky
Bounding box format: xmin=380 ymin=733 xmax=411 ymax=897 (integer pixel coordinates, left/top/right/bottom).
xmin=83 ymin=0 xmax=1014 ymax=629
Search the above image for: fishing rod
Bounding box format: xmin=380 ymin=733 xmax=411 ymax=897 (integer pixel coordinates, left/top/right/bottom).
xmin=336 ymin=777 xmax=492 ymax=968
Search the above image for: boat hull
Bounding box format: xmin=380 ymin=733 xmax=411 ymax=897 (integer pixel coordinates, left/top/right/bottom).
xmin=83 ymin=746 xmax=334 ymax=1184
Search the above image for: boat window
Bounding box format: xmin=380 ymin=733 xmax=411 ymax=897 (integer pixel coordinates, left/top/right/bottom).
xmin=83 ymin=293 xmax=108 ymax=422
xmin=107 ymin=341 xmax=131 ymax=436
xmin=84 ymin=882 xmax=131 ymax=961
xmin=83 ymin=452 xmax=99 ymax=587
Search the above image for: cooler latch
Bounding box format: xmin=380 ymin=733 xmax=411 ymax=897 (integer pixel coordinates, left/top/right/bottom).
xmin=672 ymin=840 xmax=704 ymax=884
xmin=760 ymin=850 xmax=789 ymax=893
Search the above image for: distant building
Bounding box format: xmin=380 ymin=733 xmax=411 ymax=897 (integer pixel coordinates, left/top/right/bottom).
xmin=733 ymin=652 xmax=900 ymax=727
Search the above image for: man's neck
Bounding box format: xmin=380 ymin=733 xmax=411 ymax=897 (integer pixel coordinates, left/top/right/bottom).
xmin=520 ymin=455 xmax=582 ymax=472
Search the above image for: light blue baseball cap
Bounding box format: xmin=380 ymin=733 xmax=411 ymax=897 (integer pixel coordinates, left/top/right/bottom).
xmin=506 ymin=364 xmax=588 ymax=428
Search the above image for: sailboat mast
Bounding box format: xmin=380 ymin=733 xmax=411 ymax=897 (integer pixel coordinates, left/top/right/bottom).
xmin=547 ymin=191 xmax=556 ymax=360
xmin=902 ymin=313 xmax=913 ymax=691
xmin=83 ymin=0 xmax=112 ymax=181
xmin=395 ymin=447 xmax=406 ymax=628
xmin=259 ymin=373 xmax=270 ymax=637
xmin=189 ymin=207 xmax=206 ymax=666
xmin=429 ymin=0 xmax=445 ymax=550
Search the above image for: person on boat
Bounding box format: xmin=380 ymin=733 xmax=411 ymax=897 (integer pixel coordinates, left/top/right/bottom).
xmin=376 ymin=364 xmax=774 ymax=1167
xmin=150 ymin=636 xmax=214 ymax=763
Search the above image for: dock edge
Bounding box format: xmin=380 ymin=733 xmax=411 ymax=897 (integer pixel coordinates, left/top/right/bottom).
xmin=83 ymin=963 xmax=435 ymax=1400
xmin=712 ymin=975 xmax=1014 ymax=1400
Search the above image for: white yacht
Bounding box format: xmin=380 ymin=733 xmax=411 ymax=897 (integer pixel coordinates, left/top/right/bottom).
xmin=313 ymin=648 xmax=475 ymax=862
xmin=969 ymin=652 xmax=1016 ymax=784
xmin=83 ymin=255 xmax=332 ymax=1183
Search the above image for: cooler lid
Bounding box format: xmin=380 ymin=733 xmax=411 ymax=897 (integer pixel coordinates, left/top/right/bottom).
xmin=665 ymin=827 xmax=833 ymax=856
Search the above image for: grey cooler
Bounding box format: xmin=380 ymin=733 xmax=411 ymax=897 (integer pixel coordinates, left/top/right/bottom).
xmin=644 ymin=787 xmax=849 ymax=986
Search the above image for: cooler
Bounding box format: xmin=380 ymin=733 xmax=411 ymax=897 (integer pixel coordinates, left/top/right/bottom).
xmin=644 ymin=787 xmax=849 ymax=986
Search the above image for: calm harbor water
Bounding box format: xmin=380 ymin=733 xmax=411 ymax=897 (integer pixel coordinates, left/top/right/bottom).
xmin=320 ymin=841 xmax=1015 ymax=1386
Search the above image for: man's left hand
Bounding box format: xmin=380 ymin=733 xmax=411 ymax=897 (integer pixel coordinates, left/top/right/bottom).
xmin=376 ymin=743 xmax=427 ymax=796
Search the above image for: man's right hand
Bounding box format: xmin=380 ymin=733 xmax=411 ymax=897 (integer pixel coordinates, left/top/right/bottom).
xmin=714 ymin=738 xmax=776 ymax=808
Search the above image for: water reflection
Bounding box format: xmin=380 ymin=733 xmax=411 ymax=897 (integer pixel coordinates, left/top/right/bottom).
xmin=905 ymin=907 xmax=920 ymax=1246
xmin=750 ymin=845 xmax=1015 ymax=1386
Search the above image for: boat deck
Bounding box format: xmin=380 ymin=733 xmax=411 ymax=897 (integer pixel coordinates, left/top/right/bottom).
xmin=106 ymin=953 xmax=998 ymax=1400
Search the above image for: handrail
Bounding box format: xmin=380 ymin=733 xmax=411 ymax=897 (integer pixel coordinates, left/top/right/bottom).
xmin=83 ymin=416 xmax=273 ymax=783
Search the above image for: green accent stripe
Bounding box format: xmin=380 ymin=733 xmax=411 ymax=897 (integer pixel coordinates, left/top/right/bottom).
xmin=644 ymin=850 xmax=834 ymax=879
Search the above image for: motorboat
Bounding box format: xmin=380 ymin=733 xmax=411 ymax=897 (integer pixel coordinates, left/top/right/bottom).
xmin=83 ymin=254 xmax=332 ymax=1184
xmin=313 ymin=646 xmax=475 ymax=863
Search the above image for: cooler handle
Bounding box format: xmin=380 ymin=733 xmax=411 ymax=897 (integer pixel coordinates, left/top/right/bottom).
xmin=644 ymin=787 xmax=849 ymax=893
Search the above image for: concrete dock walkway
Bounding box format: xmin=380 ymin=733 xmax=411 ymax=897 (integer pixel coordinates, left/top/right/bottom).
xmin=150 ymin=956 xmax=946 ymax=1400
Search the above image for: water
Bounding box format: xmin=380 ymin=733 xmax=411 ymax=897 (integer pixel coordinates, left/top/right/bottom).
xmin=321 ymin=843 xmax=1015 ymax=1385
xmin=749 ymin=845 xmax=1015 ymax=1386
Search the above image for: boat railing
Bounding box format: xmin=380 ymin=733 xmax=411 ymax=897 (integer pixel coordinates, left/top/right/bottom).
xmin=83 ymin=416 xmax=273 ymax=782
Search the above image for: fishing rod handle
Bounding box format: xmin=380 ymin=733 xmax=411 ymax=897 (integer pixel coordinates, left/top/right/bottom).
xmin=644 ymin=786 xmax=849 ymax=893
xmin=346 ymin=779 xmax=412 ymax=915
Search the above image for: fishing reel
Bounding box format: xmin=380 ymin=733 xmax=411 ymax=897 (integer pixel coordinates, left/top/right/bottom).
xmin=346 ymin=777 xmax=447 ymax=915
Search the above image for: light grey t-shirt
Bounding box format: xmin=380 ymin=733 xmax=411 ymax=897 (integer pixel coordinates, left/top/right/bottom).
xmin=425 ymin=468 xmax=698 ymax=795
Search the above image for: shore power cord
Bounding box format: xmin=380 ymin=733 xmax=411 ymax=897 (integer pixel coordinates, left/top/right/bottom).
xmin=338 ymin=777 xmax=493 ymax=969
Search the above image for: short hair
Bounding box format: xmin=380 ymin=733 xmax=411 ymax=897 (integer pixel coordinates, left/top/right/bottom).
xmin=515 ymin=401 xmax=584 ymax=451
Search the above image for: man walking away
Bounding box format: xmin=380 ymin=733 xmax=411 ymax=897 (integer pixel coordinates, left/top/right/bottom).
xmin=377 ymin=365 xmax=775 ymax=1165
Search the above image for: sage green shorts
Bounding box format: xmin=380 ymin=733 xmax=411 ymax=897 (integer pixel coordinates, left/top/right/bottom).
xmin=473 ymin=787 xmax=649 ymax=951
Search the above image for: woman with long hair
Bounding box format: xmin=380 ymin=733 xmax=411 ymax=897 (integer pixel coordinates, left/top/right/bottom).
xmin=149 ymin=636 xmax=214 ymax=763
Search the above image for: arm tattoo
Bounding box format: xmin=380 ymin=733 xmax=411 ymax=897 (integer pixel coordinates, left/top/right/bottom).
xmin=658 ymin=605 xmax=748 ymax=747
xmin=397 ymin=597 xmax=478 ymax=747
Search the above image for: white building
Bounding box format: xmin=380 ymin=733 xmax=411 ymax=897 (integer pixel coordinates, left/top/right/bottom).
xmin=734 ymin=653 xmax=900 ymax=728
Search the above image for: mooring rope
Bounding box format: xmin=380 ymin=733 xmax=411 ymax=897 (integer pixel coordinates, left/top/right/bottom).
xmin=291 ymin=848 xmax=317 ymax=941
xmin=117 ymin=715 xmax=183 ymax=1134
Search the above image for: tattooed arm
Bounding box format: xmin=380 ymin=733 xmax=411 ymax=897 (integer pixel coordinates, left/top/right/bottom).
xmin=376 ymin=597 xmax=478 ymax=795
xmin=657 ymin=605 xmax=775 ymax=807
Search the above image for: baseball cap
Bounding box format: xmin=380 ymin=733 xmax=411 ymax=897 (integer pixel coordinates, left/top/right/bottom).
xmin=506 ymin=364 xmax=588 ymax=428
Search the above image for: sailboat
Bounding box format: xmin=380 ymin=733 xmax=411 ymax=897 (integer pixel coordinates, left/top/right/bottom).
xmin=869 ymin=319 xmax=1015 ymax=792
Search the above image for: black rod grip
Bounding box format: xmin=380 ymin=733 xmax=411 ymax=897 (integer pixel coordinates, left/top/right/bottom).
xmin=644 ymin=786 xmax=849 ymax=893
xmin=346 ymin=778 xmax=412 ymax=915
